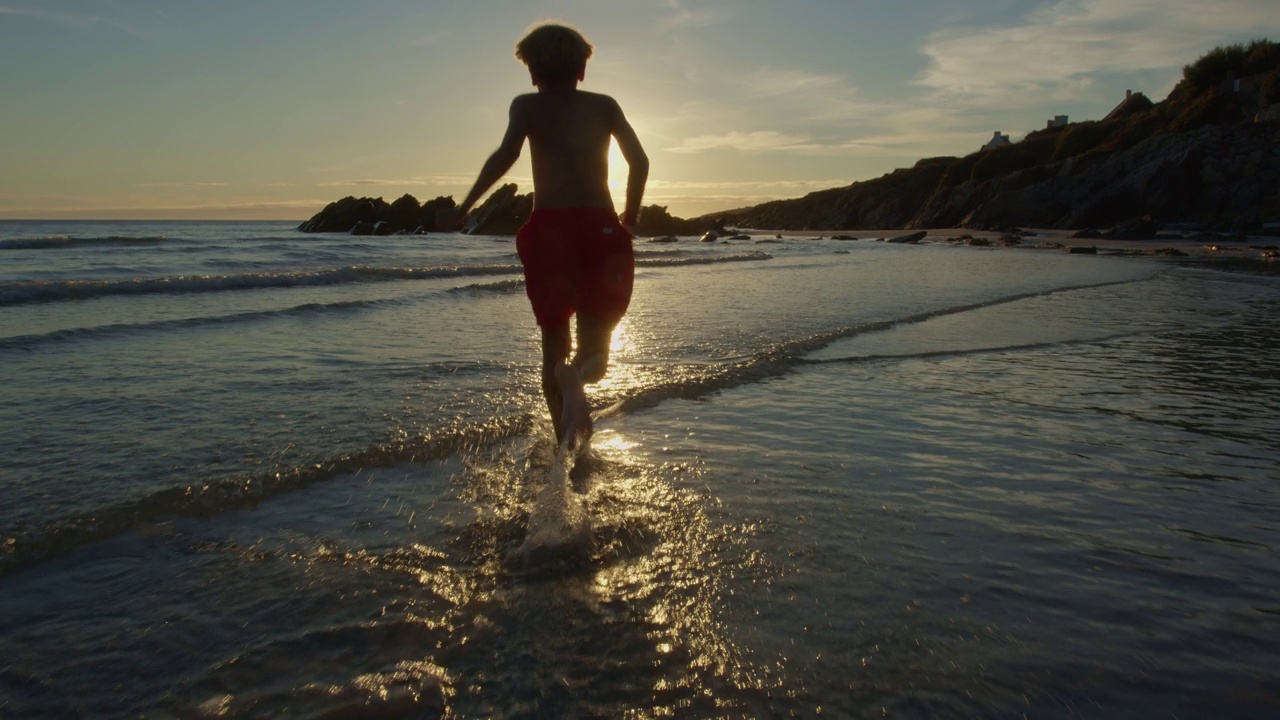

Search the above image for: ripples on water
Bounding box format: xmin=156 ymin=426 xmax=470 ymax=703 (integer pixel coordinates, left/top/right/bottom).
xmin=0 ymin=222 xmax=1277 ymax=718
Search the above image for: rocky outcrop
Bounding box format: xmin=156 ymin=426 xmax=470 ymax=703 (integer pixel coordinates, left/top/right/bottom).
xmin=632 ymin=205 xmax=706 ymax=237
xmin=298 ymin=194 xmax=456 ymax=234
xmin=887 ymin=230 xmax=927 ymax=244
xmin=461 ymin=183 xmax=533 ymax=236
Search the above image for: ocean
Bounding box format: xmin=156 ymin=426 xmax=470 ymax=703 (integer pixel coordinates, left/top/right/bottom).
xmin=0 ymin=220 xmax=1277 ymax=719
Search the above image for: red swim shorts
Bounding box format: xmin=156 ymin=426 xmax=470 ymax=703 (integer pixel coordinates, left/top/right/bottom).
xmin=515 ymin=207 xmax=634 ymax=328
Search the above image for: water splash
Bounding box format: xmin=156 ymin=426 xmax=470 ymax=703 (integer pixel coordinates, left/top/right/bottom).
xmin=511 ymin=445 xmax=593 ymax=566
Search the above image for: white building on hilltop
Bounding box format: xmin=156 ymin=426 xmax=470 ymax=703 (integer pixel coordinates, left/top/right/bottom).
xmin=981 ymin=131 xmax=1012 ymax=151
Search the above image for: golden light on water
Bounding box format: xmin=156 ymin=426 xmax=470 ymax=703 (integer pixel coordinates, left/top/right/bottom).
xmin=609 ymin=317 xmax=633 ymax=356
xmin=594 ymin=318 xmax=638 ymax=393
xmin=589 ymin=429 xmax=637 ymax=454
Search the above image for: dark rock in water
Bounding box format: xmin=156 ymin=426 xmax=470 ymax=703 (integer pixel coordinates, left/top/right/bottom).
xmin=755 ymin=238 xmax=783 ymax=244
xmin=887 ymin=230 xmax=927 ymax=244
xmin=727 ymin=233 xmax=751 ymax=240
xmin=831 ymin=234 xmax=858 ymax=240
xmin=463 ymin=183 xmax=533 ymax=236
xmin=968 ymin=237 xmax=993 ymax=246
xmin=1072 ymin=228 xmax=1103 ymax=239
xmin=351 ymin=220 xmax=374 ymax=236
xmin=372 ymin=221 xmax=392 ymax=236
xmin=1105 ymin=215 xmax=1159 ymax=240
xmin=632 ymin=205 xmax=704 ymax=237
xmin=1146 ymin=247 xmax=1188 ymax=256
xmin=648 ymin=235 xmax=678 ymax=243
xmin=998 ymin=234 xmax=1023 ymax=246
xmin=1068 ymin=245 xmax=1098 ymax=254
xmin=699 ymin=230 xmax=719 ymax=243
xmin=299 ymin=194 xmax=458 ymax=235
xmin=299 ymin=196 xmax=384 ymax=233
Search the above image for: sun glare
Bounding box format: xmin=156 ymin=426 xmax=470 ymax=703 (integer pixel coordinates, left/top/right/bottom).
xmin=607 ymin=138 xmax=626 ymax=193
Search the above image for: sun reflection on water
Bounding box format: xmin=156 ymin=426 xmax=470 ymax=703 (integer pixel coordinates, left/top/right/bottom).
xmin=595 ymin=318 xmax=640 ymax=394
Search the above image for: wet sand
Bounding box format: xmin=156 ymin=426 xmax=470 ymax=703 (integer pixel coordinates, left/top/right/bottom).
xmin=739 ymin=226 xmax=1280 ymax=260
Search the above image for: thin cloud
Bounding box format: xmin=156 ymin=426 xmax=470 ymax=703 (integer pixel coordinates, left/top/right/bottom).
xmin=917 ymin=0 xmax=1280 ymax=97
xmin=0 ymin=4 xmax=149 ymax=36
xmin=646 ymin=192 xmax=783 ymax=205
xmin=648 ymin=178 xmax=853 ymax=191
xmin=744 ymin=67 xmax=849 ymax=99
xmin=658 ymin=0 xmax=734 ymax=31
xmin=135 ymin=182 xmax=229 ymax=188
xmin=316 ymin=176 xmax=467 ymax=188
xmin=316 ymin=175 xmax=531 ymax=190
xmin=411 ymin=30 xmax=450 ymax=48
xmin=667 ymin=131 xmax=818 ymax=154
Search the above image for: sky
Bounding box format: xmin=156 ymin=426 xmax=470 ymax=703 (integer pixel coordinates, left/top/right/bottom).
xmin=1 ymin=0 xmax=1277 ymax=221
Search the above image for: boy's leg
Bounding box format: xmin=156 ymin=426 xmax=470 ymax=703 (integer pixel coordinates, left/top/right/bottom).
xmin=540 ymin=324 xmax=571 ymax=443
xmin=550 ymin=314 xmax=614 ymax=451
xmin=571 ymin=315 xmax=614 ymax=382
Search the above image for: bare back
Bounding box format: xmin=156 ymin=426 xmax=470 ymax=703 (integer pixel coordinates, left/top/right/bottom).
xmin=457 ymin=82 xmax=646 ymax=225
xmin=513 ymin=89 xmax=628 ymax=210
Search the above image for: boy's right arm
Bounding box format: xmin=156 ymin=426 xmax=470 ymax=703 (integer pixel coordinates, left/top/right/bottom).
xmin=610 ymin=98 xmax=649 ymax=229
xmin=437 ymin=98 xmax=529 ymax=231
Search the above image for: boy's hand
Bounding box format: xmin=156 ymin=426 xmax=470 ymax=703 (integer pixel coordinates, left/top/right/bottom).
xmin=435 ymin=207 xmax=467 ymax=232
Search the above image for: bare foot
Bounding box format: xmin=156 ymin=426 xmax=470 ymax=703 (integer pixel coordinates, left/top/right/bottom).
xmin=554 ymin=363 xmax=593 ymax=451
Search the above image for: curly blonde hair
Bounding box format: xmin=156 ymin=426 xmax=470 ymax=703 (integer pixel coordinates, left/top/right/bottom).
xmin=515 ymin=23 xmax=594 ymax=83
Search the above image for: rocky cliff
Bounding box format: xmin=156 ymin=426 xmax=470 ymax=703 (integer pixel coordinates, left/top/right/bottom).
xmin=708 ymin=121 xmax=1279 ymax=233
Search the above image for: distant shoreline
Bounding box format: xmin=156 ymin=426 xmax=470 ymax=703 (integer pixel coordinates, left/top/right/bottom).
xmin=2 ymin=218 xmax=1275 ymax=262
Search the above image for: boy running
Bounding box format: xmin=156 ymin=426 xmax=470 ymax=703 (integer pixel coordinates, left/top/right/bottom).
xmin=440 ymin=23 xmax=649 ymax=451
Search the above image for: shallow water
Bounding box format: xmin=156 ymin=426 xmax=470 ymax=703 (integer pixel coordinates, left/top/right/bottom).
xmin=1 ymin=221 xmax=1277 ymax=718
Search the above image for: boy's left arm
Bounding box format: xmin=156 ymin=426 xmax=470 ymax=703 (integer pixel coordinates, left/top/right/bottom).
xmin=438 ymin=98 xmax=530 ymax=231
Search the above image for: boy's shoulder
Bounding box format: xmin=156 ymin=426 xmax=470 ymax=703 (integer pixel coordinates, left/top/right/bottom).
xmin=575 ymin=89 xmax=618 ymax=104
xmin=515 ymin=90 xmax=619 ymax=108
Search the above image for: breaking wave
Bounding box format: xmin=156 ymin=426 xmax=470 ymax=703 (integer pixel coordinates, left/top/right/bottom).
xmin=0 ymin=253 xmax=773 ymax=307
xmin=0 ymin=235 xmax=167 ymax=250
